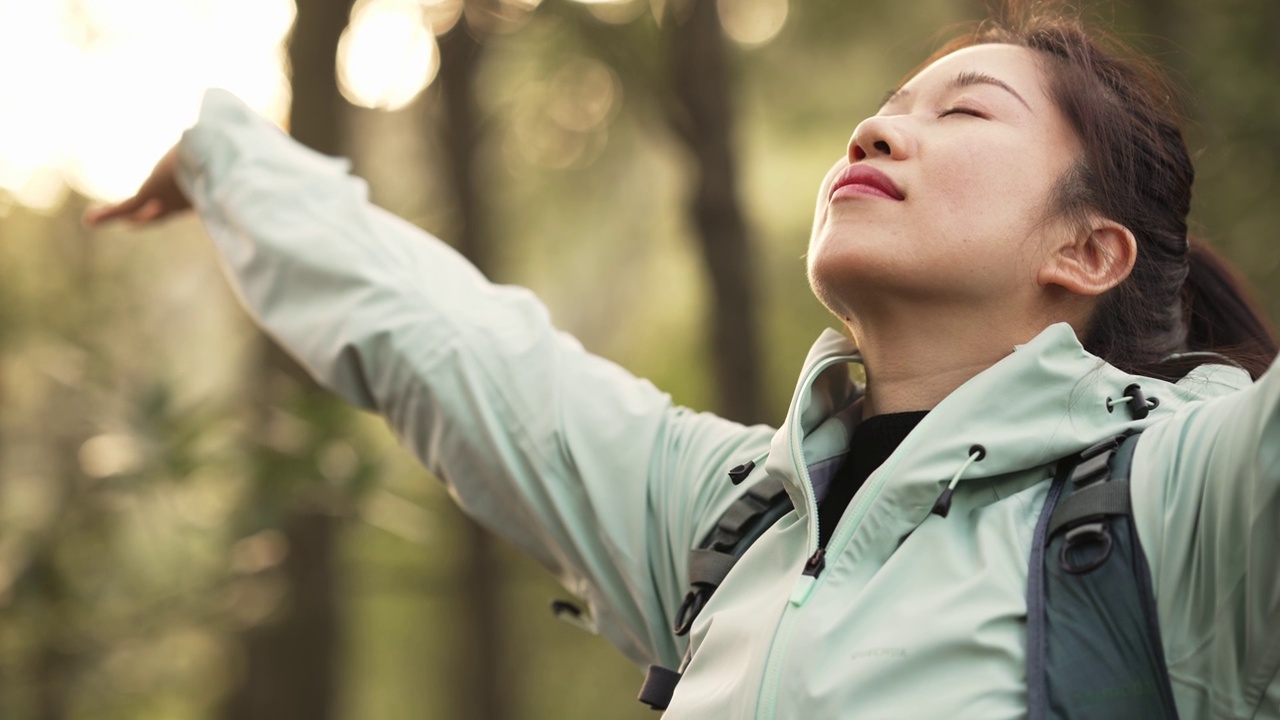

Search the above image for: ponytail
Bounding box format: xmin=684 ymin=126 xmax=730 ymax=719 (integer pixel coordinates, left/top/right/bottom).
xmin=1179 ymin=239 xmax=1278 ymax=380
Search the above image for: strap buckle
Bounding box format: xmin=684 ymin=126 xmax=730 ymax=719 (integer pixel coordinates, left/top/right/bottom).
xmin=673 ymin=587 xmax=709 ymax=637
xmin=1058 ymin=521 xmax=1113 ymax=574
xmin=638 ymin=664 xmax=682 ymax=710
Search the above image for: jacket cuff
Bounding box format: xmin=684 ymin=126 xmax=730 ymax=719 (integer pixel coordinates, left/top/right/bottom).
xmin=175 ymin=88 xmax=349 ymax=203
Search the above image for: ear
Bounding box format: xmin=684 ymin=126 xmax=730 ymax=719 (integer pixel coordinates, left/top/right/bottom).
xmin=1037 ymin=219 xmax=1137 ymax=297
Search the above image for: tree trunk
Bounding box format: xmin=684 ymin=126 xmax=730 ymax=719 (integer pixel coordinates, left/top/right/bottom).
xmin=438 ymin=21 xmax=492 ymax=271
xmin=434 ymin=16 xmax=511 ymax=720
xmin=288 ymin=0 xmax=357 ymax=157
xmin=31 ymin=549 xmax=69 ymax=720
xmin=222 ymin=512 xmax=340 ymax=720
xmin=220 ymin=1 xmax=353 ymax=718
xmin=667 ymin=0 xmax=764 ymax=425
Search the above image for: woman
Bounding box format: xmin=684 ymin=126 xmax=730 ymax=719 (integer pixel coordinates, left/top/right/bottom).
xmin=87 ymin=3 xmax=1280 ymax=718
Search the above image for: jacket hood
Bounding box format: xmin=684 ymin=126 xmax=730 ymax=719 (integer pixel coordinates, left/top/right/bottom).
xmin=765 ymin=322 xmax=1252 ymax=541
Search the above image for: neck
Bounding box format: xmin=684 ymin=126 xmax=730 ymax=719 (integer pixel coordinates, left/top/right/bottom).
xmin=849 ymin=306 xmax=1054 ymax=418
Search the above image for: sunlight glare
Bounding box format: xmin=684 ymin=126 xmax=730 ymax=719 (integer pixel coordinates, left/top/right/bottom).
xmin=204 ymin=0 xmax=297 ymax=47
xmin=0 ymin=2 xmax=78 ymax=208
xmin=64 ymin=38 xmax=205 ymax=201
xmin=67 ymin=0 xmax=189 ymax=39
xmin=338 ymin=0 xmax=440 ymax=111
xmin=12 ymin=171 xmax=71 ymax=214
xmin=0 ymin=0 xmax=295 ymax=208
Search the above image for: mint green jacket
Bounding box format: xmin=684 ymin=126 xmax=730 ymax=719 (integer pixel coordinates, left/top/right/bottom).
xmin=177 ymin=90 xmax=1280 ymax=718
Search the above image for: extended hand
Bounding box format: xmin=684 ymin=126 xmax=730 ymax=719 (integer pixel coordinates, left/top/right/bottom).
xmin=83 ymin=145 xmax=192 ymax=227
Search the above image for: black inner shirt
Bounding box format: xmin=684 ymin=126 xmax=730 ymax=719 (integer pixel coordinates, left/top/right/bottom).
xmin=816 ymin=410 xmax=929 ymax=549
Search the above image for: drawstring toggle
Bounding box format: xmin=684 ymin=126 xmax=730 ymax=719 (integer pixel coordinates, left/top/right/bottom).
xmin=931 ymin=445 xmax=986 ymax=518
xmin=1106 ymin=383 xmax=1159 ymax=420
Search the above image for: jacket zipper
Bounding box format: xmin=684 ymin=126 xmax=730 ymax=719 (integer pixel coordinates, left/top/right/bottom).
xmin=757 ymin=420 xmax=925 ymax=718
xmin=753 ymin=355 xmax=853 ymax=720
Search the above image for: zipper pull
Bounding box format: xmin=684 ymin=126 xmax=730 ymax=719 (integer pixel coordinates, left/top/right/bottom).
xmin=727 ymin=459 xmax=755 ymax=485
xmin=790 ymin=549 xmax=826 ymax=606
xmin=802 ymin=548 xmax=826 ymax=578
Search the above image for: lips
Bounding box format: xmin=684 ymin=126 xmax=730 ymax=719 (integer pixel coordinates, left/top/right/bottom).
xmin=829 ymin=164 xmax=904 ymax=202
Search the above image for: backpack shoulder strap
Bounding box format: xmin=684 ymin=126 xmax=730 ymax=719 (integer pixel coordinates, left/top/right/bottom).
xmin=638 ymin=465 xmax=794 ymax=710
xmin=672 ymin=472 xmax=792 ymax=636
xmin=1027 ymin=432 xmax=1180 ymax=720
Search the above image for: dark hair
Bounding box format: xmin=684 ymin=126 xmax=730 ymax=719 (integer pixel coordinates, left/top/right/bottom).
xmin=918 ymin=3 xmax=1277 ymax=380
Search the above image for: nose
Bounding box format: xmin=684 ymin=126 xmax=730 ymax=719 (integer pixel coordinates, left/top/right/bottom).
xmin=848 ymin=115 xmax=913 ymax=163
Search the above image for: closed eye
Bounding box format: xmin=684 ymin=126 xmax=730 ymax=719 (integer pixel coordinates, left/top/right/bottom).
xmin=939 ymin=107 xmax=986 ymax=119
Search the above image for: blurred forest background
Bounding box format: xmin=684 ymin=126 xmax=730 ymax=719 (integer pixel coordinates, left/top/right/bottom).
xmin=0 ymin=0 xmax=1277 ymax=718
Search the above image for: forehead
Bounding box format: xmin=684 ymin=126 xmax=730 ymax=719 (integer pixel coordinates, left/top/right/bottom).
xmin=897 ymin=44 xmax=1049 ymax=105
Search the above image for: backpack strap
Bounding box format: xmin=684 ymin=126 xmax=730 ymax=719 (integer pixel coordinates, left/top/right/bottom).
xmin=1027 ymin=432 xmax=1180 ymax=719
xmin=638 ymin=465 xmax=794 ymax=711
xmin=672 ymin=474 xmax=792 ymax=637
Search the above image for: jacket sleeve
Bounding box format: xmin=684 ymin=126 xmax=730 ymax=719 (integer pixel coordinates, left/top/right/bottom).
xmin=1131 ymin=355 xmax=1280 ymax=716
xmin=174 ymin=89 xmax=775 ymax=668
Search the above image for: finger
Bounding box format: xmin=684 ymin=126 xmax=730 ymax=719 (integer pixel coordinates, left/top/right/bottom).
xmin=129 ymin=198 xmax=166 ymax=225
xmin=83 ymin=195 xmax=146 ymax=227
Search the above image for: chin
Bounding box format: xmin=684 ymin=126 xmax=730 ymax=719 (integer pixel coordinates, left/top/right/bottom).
xmin=810 ymin=227 xmax=887 ymax=279
xmin=807 ymin=255 xmax=867 ymax=323
xmin=808 ymin=238 xmax=931 ymax=323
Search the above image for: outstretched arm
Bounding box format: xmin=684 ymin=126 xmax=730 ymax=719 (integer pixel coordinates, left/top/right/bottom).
xmin=1132 ymin=357 xmax=1280 ymax=716
xmin=89 ymin=89 xmax=775 ymax=668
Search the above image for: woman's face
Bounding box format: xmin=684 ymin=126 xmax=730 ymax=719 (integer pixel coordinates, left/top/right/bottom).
xmin=808 ymin=43 xmax=1082 ymax=322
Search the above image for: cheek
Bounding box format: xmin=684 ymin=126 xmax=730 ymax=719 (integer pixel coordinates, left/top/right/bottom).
xmin=937 ymin=143 xmax=1017 ymax=209
xmin=933 ymin=140 xmax=1060 ymax=239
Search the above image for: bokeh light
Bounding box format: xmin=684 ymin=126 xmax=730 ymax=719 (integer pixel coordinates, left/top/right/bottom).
xmin=502 ymin=0 xmax=544 ymax=11
xmin=79 ymin=433 xmax=145 ymax=479
xmin=421 ymin=0 xmax=464 ymax=34
xmin=338 ymin=0 xmax=440 ymax=111
xmin=547 ymin=58 xmax=620 ymax=133
xmin=583 ymin=0 xmax=647 ymax=25
xmin=717 ymin=0 xmax=788 ymax=47
xmin=505 ymin=56 xmax=620 ymax=171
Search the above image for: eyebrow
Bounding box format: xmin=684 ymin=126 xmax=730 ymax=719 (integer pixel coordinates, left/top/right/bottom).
xmin=882 ymin=71 xmax=1032 ymax=111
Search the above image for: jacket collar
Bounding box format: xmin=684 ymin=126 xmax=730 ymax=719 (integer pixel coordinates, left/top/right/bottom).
xmin=766 ymin=323 xmax=1251 ymax=523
